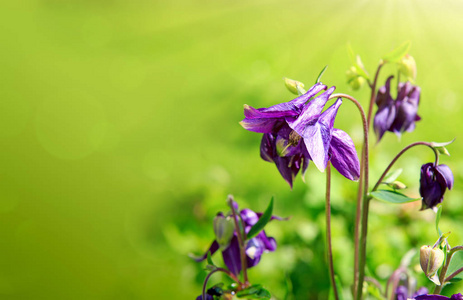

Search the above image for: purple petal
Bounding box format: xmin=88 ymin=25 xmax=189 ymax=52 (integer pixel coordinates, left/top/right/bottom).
xmin=240 ymin=209 xmax=259 ymax=227
xmin=287 ymin=86 xmax=336 ymax=135
xmin=191 ymin=240 xmax=220 ymax=262
xmin=256 ymin=231 xmax=277 ymax=252
xmin=222 ymin=236 xmax=241 ymax=275
xmin=374 ymin=101 xmax=396 ymax=141
xmin=300 ymin=99 xmax=341 ymax=172
xmin=329 ymin=128 xmax=360 ymax=181
xmin=243 ymin=83 xmax=327 ymax=119
xmin=260 ymin=133 xmax=275 ymax=162
xmin=240 ymin=118 xmax=283 ymax=133
xmin=415 ymin=295 xmax=452 ymax=300
xmin=436 ymin=164 xmax=454 ymax=190
xmin=274 ymin=156 xmax=297 ymax=188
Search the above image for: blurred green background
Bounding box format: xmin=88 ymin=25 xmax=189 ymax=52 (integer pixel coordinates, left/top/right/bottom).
xmin=2 ymin=0 xmax=463 ymax=299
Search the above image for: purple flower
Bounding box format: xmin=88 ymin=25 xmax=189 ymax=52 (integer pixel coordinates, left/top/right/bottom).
xmin=193 ymin=202 xmax=283 ymax=275
xmin=415 ymin=293 xmax=463 ymax=300
xmin=373 ymin=76 xmax=421 ymax=142
xmin=241 ymin=83 xmax=360 ymax=186
xmin=395 ymin=285 xmax=428 ymax=300
xmin=419 ymin=163 xmax=454 ymax=210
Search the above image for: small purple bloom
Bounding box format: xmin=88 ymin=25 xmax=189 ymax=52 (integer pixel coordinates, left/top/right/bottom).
xmin=194 ymin=202 xmax=282 ymax=275
xmin=241 ymin=82 xmax=360 ymax=186
xmin=419 ymin=163 xmax=454 ymax=210
xmin=374 ymin=76 xmax=421 ymax=142
xmin=395 ymin=285 xmax=428 ymax=300
xmin=415 ymin=293 xmax=463 ymax=300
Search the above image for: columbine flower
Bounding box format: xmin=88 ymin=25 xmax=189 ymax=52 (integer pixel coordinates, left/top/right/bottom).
xmin=194 ymin=202 xmax=283 ymax=275
xmin=414 ymin=293 xmax=463 ymax=300
xmin=419 ymin=163 xmax=454 ymax=210
xmin=395 ymin=285 xmax=428 ymax=300
xmin=374 ymin=76 xmax=421 ymax=142
xmin=241 ymin=82 xmax=360 ymax=186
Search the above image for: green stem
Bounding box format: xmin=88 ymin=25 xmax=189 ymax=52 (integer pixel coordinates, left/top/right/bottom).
xmin=329 ymin=93 xmax=368 ymax=300
xmin=202 ymin=268 xmax=241 ymax=300
xmin=326 ymin=162 xmax=339 ymax=300
xmin=434 ymin=246 xmax=463 ymax=294
xmin=372 ymin=142 xmax=439 ymax=192
xmin=227 ymin=195 xmax=249 ymax=287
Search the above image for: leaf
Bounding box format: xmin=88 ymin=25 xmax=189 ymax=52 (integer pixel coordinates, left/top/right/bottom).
xmin=447 ymin=250 xmax=463 ymax=281
xmin=236 ymin=284 xmax=271 ymax=299
xmin=315 ymin=65 xmax=328 ymax=84
xmin=383 ymin=168 xmax=403 ymax=184
xmin=382 ymin=41 xmax=411 ymax=63
xmin=370 ymin=190 xmax=421 ymax=204
xmin=328 ymin=275 xmax=344 ymax=300
xmin=436 ymin=205 xmax=443 ymax=236
xmin=247 ymin=198 xmax=274 ymax=239
xmin=206 ymin=251 xmax=217 ymax=268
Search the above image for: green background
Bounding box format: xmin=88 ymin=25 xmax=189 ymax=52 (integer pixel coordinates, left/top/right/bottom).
xmin=1 ymin=0 xmax=463 ymax=299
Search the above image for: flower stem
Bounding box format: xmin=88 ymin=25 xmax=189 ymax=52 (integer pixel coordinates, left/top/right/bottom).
xmin=227 ymin=195 xmax=249 ymax=287
xmin=326 ymin=162 xmax=339 ymax=300
xmin=367 ymin=63 xmax=384 ymax=128
xmin=434 ymin=246 xmax=463 ymax=294
xmin=202 ymin=267 xmax=241 ymax=299
xmin=329 ymin=93 xmax=369 ymax=300
xmin=372 ymin=142 xmax=439 ymax=192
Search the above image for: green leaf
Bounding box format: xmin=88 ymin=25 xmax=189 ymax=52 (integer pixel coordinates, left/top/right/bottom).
xmin=370 ymin=190 xmax=420 ymax=204
xmin=315 ymin=65 xmax=328 ymax=84
xmin=236 ymin=284 xmax=271 ymax=299
xmin=328 ymin=275 xmax=344 ymax=300
xmin=447 ymin=250 xmax=463 ymax=281
xmin=382 ymin=41 xmax=411 ymax=63
xmin=383 ymin=168 xmax=403 ymax=184
xmin=436 ymin=205 xmax=443 ymax=236
xmin=247 ymin=198 xmax=274 ymax=239
xmin=449 ymin=277 xmax=463 ymax=283
xmin=206 ymin=251 xmax=216 ymax=268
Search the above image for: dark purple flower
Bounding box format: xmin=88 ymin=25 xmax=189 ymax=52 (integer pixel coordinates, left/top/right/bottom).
xmin=241 ymin=83 xmax=360 ymax=186
xmin=396 ymin=285 xmax=428 ymax=300
xmin=374 ymin=76 xmax=421 ymax=142
xmin=193 ymin=202 xmax=282 ymax=275
xmin=415 ymin=293 xmax=463 ymax=300
xmin=419 ymin=163 xmax=454 ymax=210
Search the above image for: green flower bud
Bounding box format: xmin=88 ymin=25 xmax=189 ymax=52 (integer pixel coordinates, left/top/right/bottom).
xmin=389 ymin=181 xmax=407 ymax=190
xmin=284 ymin=77 xmax=305 ymax=95
xmin=420 ymin=245 xmax=445 ymax=285
xmin=213 ymin=215 xmax=235 ymax=250
xmin=398 ymin=54 xmax=417 ymax=81
xmin=346 ymin=67 xmax=365 ymax=90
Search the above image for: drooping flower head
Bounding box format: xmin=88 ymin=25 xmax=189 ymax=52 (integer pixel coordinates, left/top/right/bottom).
xmin=419 ymin=163 xmax=454 ymax=210
xmin=193 ymin=201 xmax=284 ymax=275
xmin=374 ymin=76 xmax=421 ymax=142
xmin=241 ymin=82 xmax=360 ymax=187
xmin=395 ymin=285 xmax=428 ymax=300
xmin=414 ymin=293 xmax=463 ymax=300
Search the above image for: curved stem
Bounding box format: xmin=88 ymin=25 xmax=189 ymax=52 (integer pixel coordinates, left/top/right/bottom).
xmin=372 ymin=142 xmax=439 ymax=192
xmin=227 ymin=195 xmax=249 ymax=287
xmin=326 ymin=162 xmax=339 ymax=300
xmin=367 ymin=63 xmax=384 ymax=128
xmin=202 ymin=268 xmax=241 ymax=299
xmin=386 ymin=266 xmax=406 ymax=300
xmin=365 ymin=276 xmax=383 ymax=295
xmin=329 ymin=93 xmax=369 ymax=299
xmin=445 ymin=267 xmax=463 ymax=283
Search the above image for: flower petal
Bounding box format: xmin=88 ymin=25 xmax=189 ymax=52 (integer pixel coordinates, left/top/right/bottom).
xmin=436 ymin=164 xmax=454 ymax=190
xmin=300 ymin=98 xmax=341 ymax=172
xmin=260 ymin=133 xmax=275 ymax=162
xmin=222 ymin=236 xmax=241 ymax=275
xmin=240 ymin=118 xmax=284 ymax=133
xmin=191 ymin=240 xmax=220 ymax=262
xmin=329 ymin=128 xmax=360 ymax=181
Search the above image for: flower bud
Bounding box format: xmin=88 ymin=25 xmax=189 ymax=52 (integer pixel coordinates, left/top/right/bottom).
xmin=398 ymin=54 xmax=417 ymax=81
xmin=213 ymin=215 xmax=235 ymax=250
xmin=420 ymin=245 xmax=445 ymax=284
xmin=389 ymin=181 xmax=407 ymax=190
xmin=284 ymin=77 xmax=305 ymax=95
xmin=346 ymin=66 xmax=366 ymax=90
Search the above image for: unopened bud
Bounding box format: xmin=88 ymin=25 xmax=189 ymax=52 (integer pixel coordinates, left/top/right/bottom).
xmin=284 ymin=77 xmax=305 ymax=95
xmin=398 ymin=54 xmax=417 ymax=81
xmin=389 ymin=181 xmax=407 ymax=190
xmin=420 ymin=245 xmax=445 ymax=284
xmin=346 ymin=66 xmax=366 ymax=90
xmin=214 ymin=215 xmax=235 ymax=250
